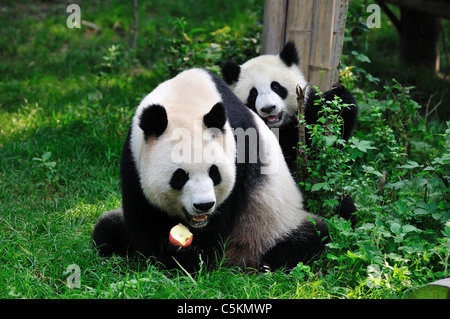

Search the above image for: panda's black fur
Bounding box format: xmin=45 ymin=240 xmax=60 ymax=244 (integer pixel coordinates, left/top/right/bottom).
xmin=93 ymin=69 xmax=329 ymax=272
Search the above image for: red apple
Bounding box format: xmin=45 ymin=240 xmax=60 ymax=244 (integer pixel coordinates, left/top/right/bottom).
xmin=169 ymin=223 xmax=193 ymax=247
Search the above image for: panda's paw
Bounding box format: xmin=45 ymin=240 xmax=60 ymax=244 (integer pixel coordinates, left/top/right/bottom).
xmin=258 ymin=262 xmax=272 ymax=273
xmin=162 ymin=240 xmax=203 ymax=272
xmin=174 ymin=245 xmax=204 ymax=273
xmin=163 ymin=240 xmax=183 ymax=256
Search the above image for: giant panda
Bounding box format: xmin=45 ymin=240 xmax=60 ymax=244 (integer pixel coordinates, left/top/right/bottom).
xmin=221 ymin=41 xmax=358 ymax=222
xmin=93 ymin=68 xmax=329 ymax=272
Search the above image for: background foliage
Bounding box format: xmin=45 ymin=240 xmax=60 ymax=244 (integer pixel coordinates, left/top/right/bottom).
xmin=0 ymin=0 xmax=448 ymax=299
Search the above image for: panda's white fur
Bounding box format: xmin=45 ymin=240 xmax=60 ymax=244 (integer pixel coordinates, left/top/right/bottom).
xmin=130 ymin=69 xmax=236 ymax=224
xmin=225 ymin=106 xmax=311 ymax=266
xmin=93 ymin=68 xmax=329 ymax=271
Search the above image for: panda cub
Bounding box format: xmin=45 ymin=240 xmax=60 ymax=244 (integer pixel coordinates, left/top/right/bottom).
xmin=221 ymin=41 xmax=358 ymax=222
xmin=93 ymin=68 xmax=329 ymax=272
xmin=221 ymin=41 xmax=358 ymax=174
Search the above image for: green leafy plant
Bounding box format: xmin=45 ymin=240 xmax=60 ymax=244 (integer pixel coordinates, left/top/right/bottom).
xmin=98 ymin=44 xmax=123 ymax=74
xmin=295 ymin=75 xmax=449 ymax=296
xmin=296 ymin=91 xmax=373 ymax=216
xmin=159 ymin=17 xmax=261 ymax=78
xmin=32 ymin=151 xmax=59 ymax=183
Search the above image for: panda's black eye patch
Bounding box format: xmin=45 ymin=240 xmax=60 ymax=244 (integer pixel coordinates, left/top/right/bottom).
xmin=271 ymin=81 xmax=280 ymax=91
xmin=246 ymin=88 xmax=258 ymax=111
xmin=209 ymin=164 xmax=221 ymax=186
xmin=170 ymin=168 xmax=189 ymax=190
xmin=271 ymin=81 xmax=288 ymax=99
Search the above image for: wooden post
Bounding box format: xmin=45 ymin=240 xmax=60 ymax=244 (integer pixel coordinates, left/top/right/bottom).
xmin=331 ymin=0 xmax=349 ymax=86
xmin=261 ymin=0 xmax=288 ymax=55
xmin=262 ymin=0 xmax=349 ymax=92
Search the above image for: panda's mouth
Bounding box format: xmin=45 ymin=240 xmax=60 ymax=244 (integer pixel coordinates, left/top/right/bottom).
xmin=264 ymin=112 xmax=284 ymax=127
xmin=183 ymin=208 xmax=210 ymax=228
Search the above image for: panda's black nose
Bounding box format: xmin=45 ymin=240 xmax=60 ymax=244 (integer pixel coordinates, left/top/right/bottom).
xmin=194 ymin=202 xmax=215 ymax=212
xmin=261 ymin=105 xmax=276 ymax=114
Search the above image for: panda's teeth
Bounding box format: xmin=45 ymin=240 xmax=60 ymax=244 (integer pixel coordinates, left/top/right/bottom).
xmin=267 ymin=115 xmax=279 ymax=123
xmin=193 ymin=215 xmax=208 ymax=222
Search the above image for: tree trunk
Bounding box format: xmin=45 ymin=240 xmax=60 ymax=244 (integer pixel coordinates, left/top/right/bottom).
xmin=399 ymin=7 xmax=441 ymax=71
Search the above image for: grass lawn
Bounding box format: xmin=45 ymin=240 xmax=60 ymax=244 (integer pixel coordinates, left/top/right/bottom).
xmin=1 ymin=0 xmax=449 ymax=301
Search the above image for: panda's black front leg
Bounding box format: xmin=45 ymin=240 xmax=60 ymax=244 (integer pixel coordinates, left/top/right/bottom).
xmin=161 ymin=240 xmax=204 ymax=273
xmin=261 ymin=217 xmax=330 ymax=271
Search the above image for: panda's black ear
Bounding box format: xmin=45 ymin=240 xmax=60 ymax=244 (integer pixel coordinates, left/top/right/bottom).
xmin=279 ymin=41 xmax=299 ymax=67
xmin=139 ymin=104 xmax=168 ymax=139
xmin=203 ymin=102 xmax=226 ymax=132
xmin=221 ymin=60 xmax=241 ymax=85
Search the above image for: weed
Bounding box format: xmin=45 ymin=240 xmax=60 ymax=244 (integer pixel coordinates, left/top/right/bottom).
xmin=32 ymin=151 xmax=58 ymax=181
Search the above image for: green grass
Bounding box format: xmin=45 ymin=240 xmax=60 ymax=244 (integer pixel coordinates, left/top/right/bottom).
xmin=1 ymin=0 xmax=449 ymax=300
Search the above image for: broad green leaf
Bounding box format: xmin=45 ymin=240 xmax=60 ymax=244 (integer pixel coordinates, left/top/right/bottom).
xmin=362 ymin=165 xmax=384 ymax=177
xmin=42 ymin=152 xmax=52 ymax=161
xmin=402 ymin=225 xmax=419 ymax=233
xmin=398 ymin=160 xmax=422 ymax=169
xmin=351 ymin=139 xmax=377 ymax=153
xmin=311 ymin=182 xmax=330 ymax=191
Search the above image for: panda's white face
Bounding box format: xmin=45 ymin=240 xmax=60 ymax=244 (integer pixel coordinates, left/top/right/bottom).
xmin=133 ymin=111 xmax=236 ymax=228
xmin=229 ymin=55 xmax=307 ymax=129
xmin=245 ymin=78 xmax=288 ymax=128
xmin=169 ymin=164 xmax=222 ymax=227
xmin=130 ymin=69 xmax=236 ymax=228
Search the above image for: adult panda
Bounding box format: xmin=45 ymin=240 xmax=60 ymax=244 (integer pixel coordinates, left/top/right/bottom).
xmin=221 ymin=41 xmax=358 ymax=223
xmin=93 ymin=68 xmax=329 ymax=272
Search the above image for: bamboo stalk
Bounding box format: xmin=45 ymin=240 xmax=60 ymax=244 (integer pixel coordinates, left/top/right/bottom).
xmin=296 ymin=83 xmax=308 ymax=173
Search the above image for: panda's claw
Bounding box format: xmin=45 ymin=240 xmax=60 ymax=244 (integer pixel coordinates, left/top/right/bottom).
xmin=259 ymin=262 xmax=271 ymax=273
